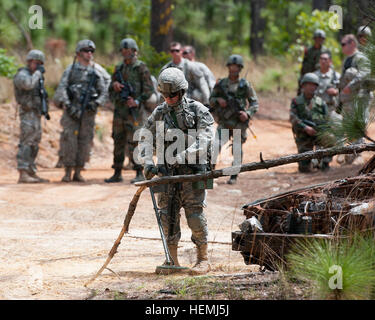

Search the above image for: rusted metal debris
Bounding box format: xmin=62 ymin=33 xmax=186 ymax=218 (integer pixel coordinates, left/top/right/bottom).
xmin=232 ymin=174 xmax=375 ymax=270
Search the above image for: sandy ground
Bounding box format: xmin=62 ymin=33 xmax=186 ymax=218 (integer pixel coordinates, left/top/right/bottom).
xmin=0 ymin=100 xmax=373 ymax=300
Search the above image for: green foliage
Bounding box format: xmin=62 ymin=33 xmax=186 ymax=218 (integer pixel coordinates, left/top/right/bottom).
xmin=319 ymin=98 xmax=375 ymax=144
xmin=289 ymin=10 xmax=342 ymax=70
xmin=286 ymin=235 xmax=375 ymax=300
xmin=0 ymin=49 xmax=19 ymax=78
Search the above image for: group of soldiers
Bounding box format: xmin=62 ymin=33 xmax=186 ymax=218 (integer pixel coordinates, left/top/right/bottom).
xmin=291 ymin=25 xmax=373 ymax=172
xmin=13 ymin=25 xmax=373 ymax=273
xmin=13 ymin=37 xmax=258 ymax=274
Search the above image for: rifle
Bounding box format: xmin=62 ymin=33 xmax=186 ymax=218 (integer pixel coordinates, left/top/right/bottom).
xmin=114 ymin=67 xmax=139 ymax=126
xmin=39 ymin=76 xmax=50 ymax=120
xmin=78 ymin=69 xmax=98 ymax=122
xmin=217 ymin=79 xmax=257 ymax=138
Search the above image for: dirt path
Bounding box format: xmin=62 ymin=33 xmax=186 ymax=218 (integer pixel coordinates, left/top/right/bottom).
xmin=0 ymin=109 xmax=373 ymax=300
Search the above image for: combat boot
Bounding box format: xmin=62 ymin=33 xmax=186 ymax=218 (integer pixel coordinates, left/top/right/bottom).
xmin=189 ymin=244 xmax=211 ymax=275
xmin=155 ymin=244 xmax=184 ymax=275
xmin=55 ymin=156 xmax=63 ymax=168
xmin=30 ymin=172 xmax=49 ymax=183
xmin=104 ymin=168 xmax=123 ymax=183
xmin=73 ymin=167 xmax=85 ymax=182
xmin=227 ymin=175 xmax=237 ymax=185
xmin=61 ymin=167 xmax=73 ymax=182
xmin=18 ymin=170 xmax=39 ymax=183
xmin=130 ymin=169 xmax=145 ymax=184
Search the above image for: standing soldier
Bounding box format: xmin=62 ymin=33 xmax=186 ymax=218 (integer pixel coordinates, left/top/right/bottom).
xmin=104 ymin=38 xmax=154 ymax=183
xmin=161 ymin=42 xmax=210 ymax=105
xmin=55 ymin=53 xmax=111 ymax=169
xmin=337 ymin=34 xmax=372 ymax=165
xmin=182 ymin=45 xmax=216 ymax=92
xmin=290 ymin=73 xmax=331 ymax=172
xmin=54 ymin=39 xmax=107 ymax=182
xmin=14 ymin=50 xmax=50 ymax=183
xmin=139 ymin=67 xmax=215 ymax=275
xmin=298 ymin=29 xmax=331 ymax=93
xmin=357 ymin=25 xmax=372 ymax=47
xmin=313 ymin=51 xmax=340 ymax=117
xmin=209 ymin=54 xmax=258 ymax=185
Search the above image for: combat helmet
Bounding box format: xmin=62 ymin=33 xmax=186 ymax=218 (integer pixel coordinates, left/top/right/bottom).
xmin=357 ymin=25 xmax=372 ymax=38
xmin=313 ymin=29 xmax=326 ymax=39
xmin=157 ymin=67 xmax=188 ymax=94
xmin=120 ymin=38 xmax=139 ymax=51
xmin=75 ymin=39 xmax=96 ymax=53
xmin=226 ymin=54 xmax=244 ymax=68
xmin=26 ymin=49 xmax=45 ymax=63
xmin=301 ymin=72 xmax=320 ymax=86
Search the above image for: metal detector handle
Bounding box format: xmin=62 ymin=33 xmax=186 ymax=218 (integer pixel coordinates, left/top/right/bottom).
xmin=149 ymin=186 xmax=174 ymax=265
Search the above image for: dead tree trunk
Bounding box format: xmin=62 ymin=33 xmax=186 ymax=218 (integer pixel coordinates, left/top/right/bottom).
xmin=135 ymin=143 xmax=375 ymax=188
xmin=150 ymin=0 xmax=173 ymax=53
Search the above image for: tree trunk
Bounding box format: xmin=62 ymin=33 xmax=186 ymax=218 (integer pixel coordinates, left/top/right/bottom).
xmin=150 ymin=0 xmax=173 ymax=53
xmin=250 ymin=0 xmax=266 ymax=60
xmin=312 ymin=0 xmax=331 ymax=11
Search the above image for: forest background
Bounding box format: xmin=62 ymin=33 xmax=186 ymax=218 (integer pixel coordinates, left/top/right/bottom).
xmin=0 ymin=0 xmax=370 ymax=102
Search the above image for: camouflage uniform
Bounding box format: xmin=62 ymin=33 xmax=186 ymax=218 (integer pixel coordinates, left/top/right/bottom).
xmin=13 ymin=65 xmax=44 ymax=179
xmin=139 ymin=67 xmax=215 ymax=274
xmin=209 ymin=76 xmax=258 ymax=182
xmin=161 ymin=58 xmax=210 ymax=105
xmin=313 ymin=68 xmax=341 ymax=113
xmin=54 ymin=62 xmax=107 ymax=170
xmin=338 ymin=50 xmax=371 ymax=114
xmin=108 ymin=57 xmax=154 ymax=175
xmin=290 ymin=94 xmax=330 ymax=172
xmin=195 ymin=61 xmax=216 ymax=92
xmin=301 ymin=44 xmax=331 ymax=76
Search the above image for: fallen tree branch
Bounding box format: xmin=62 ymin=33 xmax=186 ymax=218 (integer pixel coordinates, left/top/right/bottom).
xmin=135 ymin=143 xmax=375 ymax=188
xmin=84 ymin=186 xmax=147 ymax=287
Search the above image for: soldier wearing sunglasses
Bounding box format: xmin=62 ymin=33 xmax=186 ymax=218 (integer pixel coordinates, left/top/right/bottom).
xmin=161 ymin=42 xmax=210 ymax=106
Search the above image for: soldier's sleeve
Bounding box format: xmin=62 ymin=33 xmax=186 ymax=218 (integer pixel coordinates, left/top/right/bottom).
xmin=13 ymin=69 xmax=42 ymax=91
xmin=190 ymin=62 xmax=210 ymax=104
xmin=108 ymin=64 xmax=121 ymax=102
xmin=136 ymin=106 xmax=163 ymax=165
xmin=289 ymin=98 xmax=306 ymax=130
xmin=179 ymin=104 xmax=215 ymax=164
xmin=209 ymin=80 xmax=224 ymax=108
xmin=53 ymin=66 xmax=72 ymax=106
xmin=300 ymin=47 xmax=309 ymax=75
xmin=94 ymin=69 xmax=107 ymax=106
xmin=347 ymin=54 xmax=371 ymax=92
xmin=246 ymin=82 xmax=259 ymax=118
xmin=136 ymin=64 xmax=154 ymax=104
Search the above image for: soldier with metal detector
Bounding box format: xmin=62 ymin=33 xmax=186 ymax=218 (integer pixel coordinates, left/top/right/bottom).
xmin=13 ymin=49 xmax=50 ymax=183
xmin=54 ymin=39 xmax=107 ymax=182
xmin=137 ymin=67 xmax=215 ymax=275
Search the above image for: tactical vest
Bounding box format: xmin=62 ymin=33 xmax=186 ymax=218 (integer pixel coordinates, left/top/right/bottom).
xmin=216 ymin=78 xmax=249 ymax=128
xmin=14 ymin=67 xmax=42 ymax=113
xmin=161 ymin=98 xmax=213 ymax=189
xmin=67 ymin=64 xmax=99 ymax=105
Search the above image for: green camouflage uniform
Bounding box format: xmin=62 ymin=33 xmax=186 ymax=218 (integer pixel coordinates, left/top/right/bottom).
xmin=109 ymin=58 xmax=154 ymax=171
xmin=13 ymin=67 xmax=44 ymax=174
xmin=161 ymin=58 xmax=210 ymax=105
xmin=209 ymin=77 xmax=258 ymax=164
xmin=313 ymin=68 xmax=341 ymax=113
xmin=290 ymin=94 xmax=330 ymax=171
xmin=54 ymin=62 xmax=107 ymax=168
xmin=139 ymin=96 xmax=215 ymax=246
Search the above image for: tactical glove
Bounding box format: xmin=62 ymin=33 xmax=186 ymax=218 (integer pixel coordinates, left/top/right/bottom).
xmin=144 ymin=164 xmax=158 ymax=179
xmin=87 ymin=100 xmax=99 ymax=112
xmin=67 ymin=104 xmax=82 ymax=120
